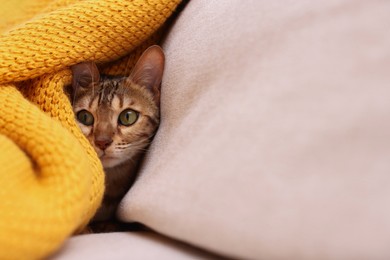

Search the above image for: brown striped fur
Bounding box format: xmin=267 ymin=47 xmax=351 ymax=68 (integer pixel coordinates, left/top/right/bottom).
xmin=69 ymin=46 xmax=164 ymax=230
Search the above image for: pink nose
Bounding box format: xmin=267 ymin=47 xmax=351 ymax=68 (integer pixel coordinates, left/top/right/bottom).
xmin=95 ymin=138 xmax=113 ymax=150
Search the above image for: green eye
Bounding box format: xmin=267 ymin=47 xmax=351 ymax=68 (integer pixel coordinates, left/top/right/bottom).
xmin=77 ymin=110 xmax=94 ymax=126
xmin=118 ymin=109 xmax=138 ymax=126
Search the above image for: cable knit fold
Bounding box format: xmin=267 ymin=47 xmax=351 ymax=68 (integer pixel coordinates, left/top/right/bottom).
xmin=0 ymin=0 xmax=180 ymax=259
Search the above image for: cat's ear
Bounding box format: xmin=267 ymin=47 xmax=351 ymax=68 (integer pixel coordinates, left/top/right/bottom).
xmin=129 ymin=45 xmax=165 ymax=104
xmin=71 ymin=61 xmax=100 ymax=89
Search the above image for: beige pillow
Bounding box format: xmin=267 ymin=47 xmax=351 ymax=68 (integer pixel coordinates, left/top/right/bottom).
xmin=52 ymin=232 xmax=217 ymax=260
xmin=118 ymin=0 xmax=390 ymax=259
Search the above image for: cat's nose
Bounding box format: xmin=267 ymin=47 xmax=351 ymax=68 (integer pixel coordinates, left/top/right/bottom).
xmin=95 ymin=137 xmax=113 ymax=151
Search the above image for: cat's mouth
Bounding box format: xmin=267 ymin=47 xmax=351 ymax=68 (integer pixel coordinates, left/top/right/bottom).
xmin=99 ymin=154 xmax=119 ymax=168
xmin=95 ymin=147 xmax=126 ymax=168
xmin=97 ymin=149 xmax=110 ymax=158
xmin=99 ymin=152 xmax=115 ymax=160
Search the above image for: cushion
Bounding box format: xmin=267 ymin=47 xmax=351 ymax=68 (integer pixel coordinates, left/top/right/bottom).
xmin=118 ymin=0 xmax=390 ymax=259
xmin=51 ymin=232 xmax=217 ymax=260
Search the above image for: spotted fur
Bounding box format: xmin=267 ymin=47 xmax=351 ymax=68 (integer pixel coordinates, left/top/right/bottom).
xmin=69 ymin=46 xmax=164 ymax=230
xmin=72 ymin=75 xmax=159 ymax=168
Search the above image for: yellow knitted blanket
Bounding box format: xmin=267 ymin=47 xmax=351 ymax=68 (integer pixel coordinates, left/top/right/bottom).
xmin=0 ymin=0 xmax=180 ymax=259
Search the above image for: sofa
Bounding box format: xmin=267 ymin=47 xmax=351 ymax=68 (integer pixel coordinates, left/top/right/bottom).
xmin=51 ymin=0 xmax=390 ymax=259
xmin=6 ymin=0 xmax=390 ymax=259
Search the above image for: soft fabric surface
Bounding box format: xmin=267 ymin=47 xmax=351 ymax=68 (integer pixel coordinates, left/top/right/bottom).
xmin=51 ymin=232 xmax=219 ymax=260
xmin=0 ymin=0 xmax=180 ymax=259
xmin=118 ymin=0 xmax=390 ymax=259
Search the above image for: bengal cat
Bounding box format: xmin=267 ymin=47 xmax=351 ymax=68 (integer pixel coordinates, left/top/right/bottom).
xmin=68 ymin=46 xmax=164 ymax=232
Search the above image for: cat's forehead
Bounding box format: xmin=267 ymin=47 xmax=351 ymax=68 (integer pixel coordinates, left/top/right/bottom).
xmin=73 ymin=77 xmax=157 ymax=114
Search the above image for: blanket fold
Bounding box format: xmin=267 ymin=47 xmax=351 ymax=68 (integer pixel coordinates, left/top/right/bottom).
xmin=0 ymin=0 xmax=180 ymax=259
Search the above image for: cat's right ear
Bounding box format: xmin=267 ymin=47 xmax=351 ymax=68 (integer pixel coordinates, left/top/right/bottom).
xmin=71 ymin=61 xmax=100 ymax=89
xmin=129 ymin=45 xmax=165 ymax=105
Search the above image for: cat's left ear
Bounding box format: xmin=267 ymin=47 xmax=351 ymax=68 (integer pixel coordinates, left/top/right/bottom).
xmin=71 ymin=61 xmax=100 ymax=89
xmin=129 ymin=45 xmax=165 ymax=105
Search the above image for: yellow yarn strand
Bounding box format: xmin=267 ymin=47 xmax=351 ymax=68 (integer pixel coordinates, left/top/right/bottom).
xmin=0 ymin=0 xmax=181 ymax=259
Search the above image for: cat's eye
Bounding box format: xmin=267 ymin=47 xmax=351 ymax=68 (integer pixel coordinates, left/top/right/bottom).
xmin=77 ymin=110 xmax=94 ymax=126
xmin=118 ymin=109 xmax=138 ymax=126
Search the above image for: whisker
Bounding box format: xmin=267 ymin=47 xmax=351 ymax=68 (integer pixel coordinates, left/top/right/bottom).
xmin=115 ymin=133 xmax=156 ymax=148
xmin=115 ymin=142 xmax=150 ymax=151
xmin=115 ymin=142 xmax=151 ymax=151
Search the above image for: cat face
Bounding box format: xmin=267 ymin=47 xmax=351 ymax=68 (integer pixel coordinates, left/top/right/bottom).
xmin=70 ymin=46 xmax=164 ymax=169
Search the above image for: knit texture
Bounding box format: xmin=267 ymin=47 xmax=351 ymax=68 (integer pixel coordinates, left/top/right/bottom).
xmin=0 ymin=0 xmax=180 ymax=259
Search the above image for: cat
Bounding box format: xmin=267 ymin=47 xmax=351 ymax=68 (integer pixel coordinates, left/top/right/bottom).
xmin=68 ymin=45 xmax=164 ymax=232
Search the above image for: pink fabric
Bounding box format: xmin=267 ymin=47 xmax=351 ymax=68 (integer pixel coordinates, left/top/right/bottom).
xmin=116 ymin=0 xmax=390 ymax=259
xmin=51 ymin=232 xmax=217 ymax=260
